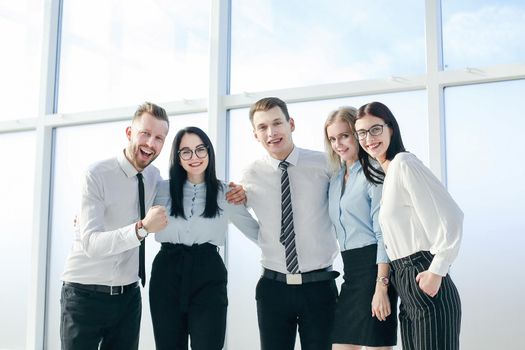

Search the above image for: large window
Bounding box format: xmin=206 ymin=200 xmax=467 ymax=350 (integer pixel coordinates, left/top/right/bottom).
xmin=227 ymin=91 xmax=427 ymax=349
xmin=0 ymin=131 xmax=36 ymax=349
xmin=0 ymin=0 xmax=44 ymax=120
xmin=1 ymin=1 xmax=525 ymax=349
xmin=442 ymin=0 xmax=525 ymax=69
xmin=45 ymin=114 xmax=207 ymax=350
xmin=58 ymin=0 xmax=211 ymax=113
xmin=230 ymin=0 xmax=425 ymax=93
xmin=445 ymin=80 xmax=525 ymax=348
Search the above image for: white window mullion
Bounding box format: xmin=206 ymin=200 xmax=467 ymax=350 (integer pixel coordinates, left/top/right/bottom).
xmin=27 ymin=0 xmax=62 ymax=349
xmin=208 ymin=0 xmax=230 ymax=180
xmin=425 ymin=0 xmax=446 ymax=182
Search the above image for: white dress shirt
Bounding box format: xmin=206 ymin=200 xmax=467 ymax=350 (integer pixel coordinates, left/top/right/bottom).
xmin=62 ymin=151 xmax=161 ymax=286
xmin=242 ymin=147 xmax=339 ymax=274
xmin=154 ymin=180 xmax=259 ymax=246
xmin=379 ymin=152 xmax=463 ymax=276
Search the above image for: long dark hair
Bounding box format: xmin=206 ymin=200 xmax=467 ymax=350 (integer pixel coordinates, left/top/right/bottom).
xmin=356 ymin=102 xmax=406 ymax=184
xmin=169 ymin=126 xmax=222 ymax=219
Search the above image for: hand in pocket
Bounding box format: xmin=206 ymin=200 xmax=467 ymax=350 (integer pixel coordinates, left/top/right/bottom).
xmin=415 ymin=270 xmax=442 ymax=298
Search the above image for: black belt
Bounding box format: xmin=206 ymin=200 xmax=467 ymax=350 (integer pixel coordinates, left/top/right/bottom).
xmin=63 ymin=281 xmax=139 ymax=296
xmin=262 ymin=267 xmax=340 ymax=285
xmin=390 ymin=250 xmax=434 ymax=271
xmin=161 ymin=242 xmax=219 ymax=253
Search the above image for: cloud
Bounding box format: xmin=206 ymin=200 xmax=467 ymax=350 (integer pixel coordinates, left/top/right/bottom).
xmin=443 ymin=5 xmax=525 ymax=67
xmin=230 ymin=2 xmax=425 ymax=92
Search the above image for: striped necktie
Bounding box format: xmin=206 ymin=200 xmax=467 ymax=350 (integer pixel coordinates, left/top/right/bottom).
xmin=279 ymin=161 xmax=299 ymax=274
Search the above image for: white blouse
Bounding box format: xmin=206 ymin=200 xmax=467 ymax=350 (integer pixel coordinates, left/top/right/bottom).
xmin=379 ymin=152 xmax=463 ymax=276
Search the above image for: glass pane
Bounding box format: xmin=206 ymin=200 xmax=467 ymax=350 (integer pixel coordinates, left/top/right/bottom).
xmin=442 ymin=0 xmax=525 ymax=69
xmin=226 ymin=91 xmax=426 ymax=349
xmin=230 ymin=0 xmax=425 ymax=93
xmin=0 ymin=1 xmax=44 ymax=120
xmin=45 ymin=114 xmax=207 ymax=350
xmin=0 ymin=131 xmax=35 ymax=349
xmin=58 ymin=0 xmax=211 ymax=113
xmin=445 ymin=80 xmax=525 ymax=348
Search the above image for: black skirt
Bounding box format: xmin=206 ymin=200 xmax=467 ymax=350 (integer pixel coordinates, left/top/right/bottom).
xmin=331 ymin=244 xmax=398 ymax=346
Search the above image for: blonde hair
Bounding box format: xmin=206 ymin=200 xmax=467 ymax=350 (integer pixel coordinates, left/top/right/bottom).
xmin=323 ymin=106 xmax=358 ymax=172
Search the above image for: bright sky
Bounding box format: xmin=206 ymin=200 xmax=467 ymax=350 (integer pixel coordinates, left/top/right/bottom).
xmin=0 ymin=0 xmax=524 ymax=116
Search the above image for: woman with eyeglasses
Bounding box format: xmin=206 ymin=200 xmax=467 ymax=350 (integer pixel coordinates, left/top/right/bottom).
xmin=149 ymin=126 xmax=259 ymax=350
xmin=324 ymin=107 xmax=397 ymax=350
xmin=354 ymin=102 xmax=463 ymax=350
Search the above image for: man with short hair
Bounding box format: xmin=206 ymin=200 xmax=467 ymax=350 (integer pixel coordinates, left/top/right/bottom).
xmin=242 ymin=97 xmax=340 ymax=350
xmin=60 ymin=102 xmax=170 ymax=350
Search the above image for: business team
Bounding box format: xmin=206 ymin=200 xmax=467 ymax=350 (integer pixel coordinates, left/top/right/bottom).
xmin=60 ymin=98 xmax=463 ymax=350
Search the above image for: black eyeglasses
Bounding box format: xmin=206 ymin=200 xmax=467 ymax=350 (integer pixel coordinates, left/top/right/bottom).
xmin=354 ymin=124 xmax=388 ymax=140
xmin=178 ymin=145 xmax=209 ymax=160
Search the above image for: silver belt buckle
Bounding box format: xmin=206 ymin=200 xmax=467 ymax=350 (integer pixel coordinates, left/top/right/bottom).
xmin=286 ymin=273 xmax=302 ymax=285
xmin=110 ymin=285 xmax=124 ymax=296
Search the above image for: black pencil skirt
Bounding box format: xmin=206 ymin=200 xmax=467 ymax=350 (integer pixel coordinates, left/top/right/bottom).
xmin=331 ymin=244 xmax=398 ymax=346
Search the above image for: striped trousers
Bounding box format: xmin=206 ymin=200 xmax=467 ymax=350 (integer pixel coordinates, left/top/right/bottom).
xmin=390 ymin=251 xmax=462 ymax=350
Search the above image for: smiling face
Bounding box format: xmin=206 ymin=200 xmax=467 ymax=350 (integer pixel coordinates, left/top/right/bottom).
xmin=252 ymin=106 xmax=295 ymax=160
xmin=125 ymin=112 xmax=169 ymax=172
xmin=326 ymin=119 xmax=358 ymax=165
xmin=178 ymin=132 xmax=209 ymax=184
xmin=354 ymin=114 xmax=392 ymax=163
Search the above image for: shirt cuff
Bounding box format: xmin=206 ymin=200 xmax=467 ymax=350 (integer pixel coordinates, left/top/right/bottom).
xmin=376 ymin=245 xmax=390 ymax=264
xmin=125 ymin=222 xmax=142 ymax=247
xmin=428 ymin=254 xmax=450 ymax=276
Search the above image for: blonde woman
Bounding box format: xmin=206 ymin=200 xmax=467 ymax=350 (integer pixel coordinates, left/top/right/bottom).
xmin=325 ymin=107 xmax=397 ymax=350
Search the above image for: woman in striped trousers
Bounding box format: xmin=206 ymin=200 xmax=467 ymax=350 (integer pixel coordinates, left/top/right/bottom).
xmin=354 ymin=101 xmax=463 ymax=350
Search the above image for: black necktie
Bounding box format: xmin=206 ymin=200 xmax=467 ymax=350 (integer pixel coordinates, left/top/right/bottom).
xmin=279 ymin=161 xmax=299 ymax=274
xmin=137 ymin=173 xmax=146 ymax=286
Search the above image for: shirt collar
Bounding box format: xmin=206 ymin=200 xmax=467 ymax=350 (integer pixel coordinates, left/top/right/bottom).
xmin=118 ymin=149 xmax=141 ymax=179
xmin=335 ymin=160 xmax=361 ymax=181
xmin=347 ymin=160 xmax=362 ymax=174
xmin=267 ymin=146 xmax=299 ymax=170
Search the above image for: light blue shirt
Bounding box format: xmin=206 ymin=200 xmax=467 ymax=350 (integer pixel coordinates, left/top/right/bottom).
xmin=154 ymin=180 xmax=259 ymax=246
xmin=328 ymin=161 xmax=388 ymax=264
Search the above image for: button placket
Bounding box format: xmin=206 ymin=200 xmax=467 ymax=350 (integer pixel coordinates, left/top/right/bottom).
xmin=189 ymin=184 xmax=197 ymax=218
